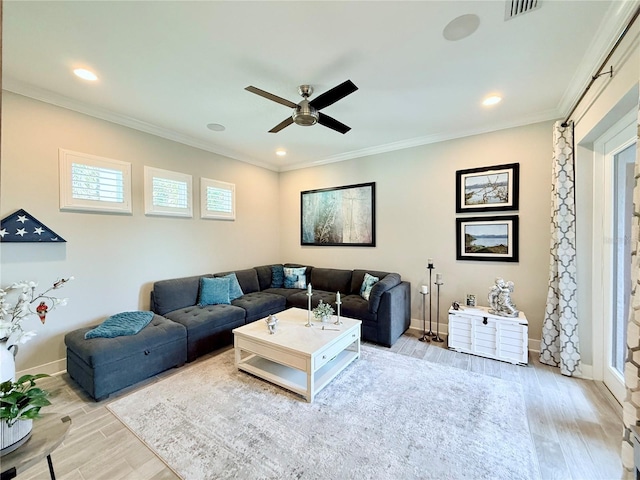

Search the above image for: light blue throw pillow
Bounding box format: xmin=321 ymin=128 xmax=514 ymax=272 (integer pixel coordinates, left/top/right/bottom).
xmin=222 ymin=273 xmax=244 ymax=301
xmin=284 ymin=267 xmax=307 ymax=289
xmin=84 ymin=311 xmax=154 ymax=339
xmin=360 ymin=273 xmax=379 ymax=301
xmin=198 ymin=277 xmax=231 ymax=306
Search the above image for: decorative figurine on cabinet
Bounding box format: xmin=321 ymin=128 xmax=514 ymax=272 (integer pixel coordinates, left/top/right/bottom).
xmin=488 ymin=277 xmax=519 ymax=317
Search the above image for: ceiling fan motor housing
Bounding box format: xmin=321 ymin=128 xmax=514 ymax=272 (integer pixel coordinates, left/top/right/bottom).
xmin=292 ymin=99 xmax=319 ymax=126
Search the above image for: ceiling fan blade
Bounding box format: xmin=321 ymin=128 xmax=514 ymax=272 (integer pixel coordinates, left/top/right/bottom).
xmin=317 ymin=113 xmax=351 ymax=134
xmin=245 ymin=86 xmax=298 ymax=109
xmin=269 ymin=117 xmax=294 ymax=133
xmin=309 ymin=80 xmax=358 ymax=111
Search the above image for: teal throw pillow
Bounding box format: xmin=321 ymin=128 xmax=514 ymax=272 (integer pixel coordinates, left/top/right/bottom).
xmin=198 ymin=277 xmax=231 ymax=306
xmin=284 ymin=266 xmax=307 ymax=289
xmin=222 ymin=273 xmax=244 ymax=301
xmin=84 ymin=311 xmax=154 ymax=339
xmin=360 ymin=273 xmax=379 ymax=301
xmin=271 ymin=265 xmax=284 ymax=288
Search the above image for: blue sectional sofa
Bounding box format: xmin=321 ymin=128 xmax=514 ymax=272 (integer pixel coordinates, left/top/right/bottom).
xmin=65 ymin=263 xmax=410 ymax=400
xmin=150 ymin=264 xmax=411 ymax=361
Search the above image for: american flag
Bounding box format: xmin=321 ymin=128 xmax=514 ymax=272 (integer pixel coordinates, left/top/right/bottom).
xmin=0 ymin=209 xmax=66 ymax=243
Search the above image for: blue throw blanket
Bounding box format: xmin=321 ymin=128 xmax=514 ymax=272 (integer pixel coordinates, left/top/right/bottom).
xmin=84 ymin=311 xmax=154 ymax=339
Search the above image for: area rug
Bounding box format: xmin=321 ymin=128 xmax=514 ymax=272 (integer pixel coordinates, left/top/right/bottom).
xmin=108 ymin=345 xmax=540 ymax=480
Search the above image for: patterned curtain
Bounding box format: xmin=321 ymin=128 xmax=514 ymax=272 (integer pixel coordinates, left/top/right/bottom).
xmin=621 ymin=102 xmax=640 ymax=478
xmin=539 ymin=121 xmax=581 ymax=376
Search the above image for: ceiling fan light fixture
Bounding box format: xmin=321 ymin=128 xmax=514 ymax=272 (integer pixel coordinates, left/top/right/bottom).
xmin=292 ymin=100 xmax=319 ymax=126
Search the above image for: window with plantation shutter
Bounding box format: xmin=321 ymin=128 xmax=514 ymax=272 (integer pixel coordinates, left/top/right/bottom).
xmin=59 ymin=149 xmax=132 ymax=214
xmin=144 ymin=166 xmax=193 ymax=217
xmin=201 ymin=178 xmax=235 ymax=220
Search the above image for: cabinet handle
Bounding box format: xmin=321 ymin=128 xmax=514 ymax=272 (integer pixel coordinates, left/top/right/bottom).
xmin=483 ymin=317 xmax=488 ymax=325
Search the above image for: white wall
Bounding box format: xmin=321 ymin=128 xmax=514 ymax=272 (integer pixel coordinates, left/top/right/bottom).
xmin=279 ymin=121 xmax=554 ymax=348
xmin=1 ymin=92 xmax=281 ymax=372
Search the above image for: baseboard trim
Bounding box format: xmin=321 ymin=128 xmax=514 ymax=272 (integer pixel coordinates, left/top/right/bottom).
xmin=16 ymin=358 xmax=66 ymax=379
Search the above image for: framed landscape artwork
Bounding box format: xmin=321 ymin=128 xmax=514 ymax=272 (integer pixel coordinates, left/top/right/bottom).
xmin=456 ymin=163 xmax=519 ymax=213
xmin=456 ymin=215 xmax=519 ymax=262
xmin=301 ymin=182 xmax=376 ymax=247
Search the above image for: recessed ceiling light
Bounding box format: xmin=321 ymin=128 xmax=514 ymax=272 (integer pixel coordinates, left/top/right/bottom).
xmin=73 ymin=68 xmax=98 ymax=81
xmin=482 ymin=95 xmax=502 ymax=106
xmin=443 ymin=14 xmax=480 ymax=41
xmin=275 ymin=149 xmax=287 ymax=157
xmin=206 ymin=123 xmax=226 ymax=132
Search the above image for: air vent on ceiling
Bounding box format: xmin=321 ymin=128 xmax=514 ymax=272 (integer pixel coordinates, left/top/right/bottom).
xmin=505 ymin=0 xmax=541 ymax=20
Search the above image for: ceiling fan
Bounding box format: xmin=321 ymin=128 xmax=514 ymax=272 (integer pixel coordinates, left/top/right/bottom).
xmin=245 ymin=80 xmax=358 ymax=134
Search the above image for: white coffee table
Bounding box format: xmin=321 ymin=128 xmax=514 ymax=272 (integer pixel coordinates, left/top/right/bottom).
xmin=233 ymin=307 xmax=361 ymax=402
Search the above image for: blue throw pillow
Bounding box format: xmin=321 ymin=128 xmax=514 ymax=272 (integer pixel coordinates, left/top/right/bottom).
xmin=222 ymin=273 xmax=244 ymax=301
xmin=84 ymin=311 xmax=154 ymax=339
xmin=360 ymin=273 xmax=379 ymax=301
xmin=198 ymin=277 xmax=230 ymax=306
xmin=271 ymin=265 xmax=284 ymax=288
xmin=284 ymin=267 xmax=307 ymax=289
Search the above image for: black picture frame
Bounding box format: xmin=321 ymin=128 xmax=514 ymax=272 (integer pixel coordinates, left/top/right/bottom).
xmin=456 ymin=163 xmax=519 ymax=213
xmin=301 ymin=182 xmax=376 ymax=247
xmin=456 ymin=215 xmax=519 ymax=262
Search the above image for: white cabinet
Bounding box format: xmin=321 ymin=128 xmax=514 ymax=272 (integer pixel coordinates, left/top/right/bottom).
xmin=448 ymin=306 xmax=528 ymax=365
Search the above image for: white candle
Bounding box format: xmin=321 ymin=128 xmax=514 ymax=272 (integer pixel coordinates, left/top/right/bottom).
xmin=336 ymin=291 xmax=341 ymax=303
xmin=308 ymin=283 xmax=312 ymax=295
xmin=421 ymin=285 xmax=429 ymax=294
xmin=428 ymin=258 xmax=434 ymax=267
xmin=436 ymin=273 xmax=443 ymax=284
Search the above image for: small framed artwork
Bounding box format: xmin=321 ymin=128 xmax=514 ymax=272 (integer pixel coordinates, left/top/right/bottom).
xmin=301 ymin=182 xmax=375 ymax=247
xmin=456 ymin=163 xmax=519 ymax=213
xmin=466 ymin=294 xmax=476 ymax=307
xmin=456 ymin=215 xmax=519 ymax=262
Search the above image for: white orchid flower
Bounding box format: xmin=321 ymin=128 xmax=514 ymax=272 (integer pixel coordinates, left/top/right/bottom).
xmin=0 ymin=321 xmax=14 ymax=339
xmin=53 ymin=298 xmax=68 ymax=307
xmin=15 ymin=330 xmax=37 ymax=344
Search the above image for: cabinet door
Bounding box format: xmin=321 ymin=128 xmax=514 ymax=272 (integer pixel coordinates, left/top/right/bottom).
xmin=473 ymin=317 xmax=497 ymax=358
xmin=498 ymin=323 xmax=528 ymax=363
xmin=448 ymin=314 xmax=472 ymax=352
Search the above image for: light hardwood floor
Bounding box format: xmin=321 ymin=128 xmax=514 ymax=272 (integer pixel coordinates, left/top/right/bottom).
xmin=12 ymin=331 xmax=623 ymax=480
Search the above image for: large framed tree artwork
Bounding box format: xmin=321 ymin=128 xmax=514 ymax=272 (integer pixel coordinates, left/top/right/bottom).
xmin=301 ymin=182 xmax=376 ymax=247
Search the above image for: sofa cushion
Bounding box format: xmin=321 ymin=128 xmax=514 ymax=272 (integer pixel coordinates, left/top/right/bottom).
xmin=309 ymin=268 xmax=352 ymax=294
xmin=152 ymin=274 xmax=212 ymax=316
xmin=254 ymin=265 xmax=274 ymax=291
xmin=231 ymin=292 xmax=287 ymax=323
xmin=360 ymin=273 xmax=379 ymax=301
xmin=340 ymin=295 xmax=377 ymax=322
xmin=261 ymin=287 xmax=300 ymax=299
xmin=350 ymin=270 xmax=390 ymax=295
xmin=198 ymin=277 xmax=230 ymax=306
xmin=286 ymin=290 xmax=338 ymax=311
xmin=284 ymin=267 xmax=307 ymax=289
xmin=164 ymin=304 xmax=245 ymax=333
xmin=215 ymin=268 xmax=260 ymax=294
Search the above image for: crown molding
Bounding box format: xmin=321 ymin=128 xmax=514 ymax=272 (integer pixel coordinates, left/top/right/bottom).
xmin=2 ymin=78 xmax=278 ymax=172
xmin=557 ymin=0 xmax=640 ymax=116
xmin=279 ymin=108 xmax=560 ymax=172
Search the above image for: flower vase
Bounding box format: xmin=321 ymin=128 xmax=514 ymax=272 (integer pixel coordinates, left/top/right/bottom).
xmin=0 ymin=340 xmax=16 ymax=383
xmin=1 ymin=419 xmax=33 ymax=456
xmin=321 ymin=316 xmax=330 ymax=323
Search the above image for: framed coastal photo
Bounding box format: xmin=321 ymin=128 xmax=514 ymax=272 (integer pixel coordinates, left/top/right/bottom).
xmin=456 ymin=215 xmax=519 ymax=262
xmin=456 ymin=163 xmax=519 ymax=213
xmin=301 ymin=182 xmax=375 ymax=247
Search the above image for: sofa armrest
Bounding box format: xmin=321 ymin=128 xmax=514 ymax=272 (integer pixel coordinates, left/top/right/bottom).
xmin=368 ymin=273 xmax=401 ymax=313
xmin=375 ymin=281 xmax=411 ymax=347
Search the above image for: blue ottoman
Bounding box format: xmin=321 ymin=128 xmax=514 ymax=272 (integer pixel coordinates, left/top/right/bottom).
xmin=64 ymin=314 xmax=187 ymax=401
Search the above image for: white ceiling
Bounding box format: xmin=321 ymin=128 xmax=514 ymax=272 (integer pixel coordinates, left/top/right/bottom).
xmin=2 ymin=1 xmax=637 ymax=171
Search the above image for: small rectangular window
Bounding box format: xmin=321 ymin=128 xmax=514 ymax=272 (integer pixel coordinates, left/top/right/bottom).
xmin=145 ymin=166 xmax=193 ymax=217
xmin=201 ymin=178 xmax=235 ymax=220
xmin=59 ymin=149 xmax=132 ymax=214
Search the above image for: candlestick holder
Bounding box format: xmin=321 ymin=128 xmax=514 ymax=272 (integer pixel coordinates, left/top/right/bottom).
xmin=433 ymin=279 xmax=444 ymax=342
xmin=306 ymin=291 xmax=313 ymax=327
xmin=334 ymin=295 xmax=342 ymax=325
xmin=419 ymin=289 xmax=430 ymax=342
xmin=421 ymin=263 xmax=435 ymax=341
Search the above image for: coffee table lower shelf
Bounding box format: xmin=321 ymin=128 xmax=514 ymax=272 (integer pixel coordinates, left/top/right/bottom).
xmin=237 ymin=348 xmax=359 ymax=402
